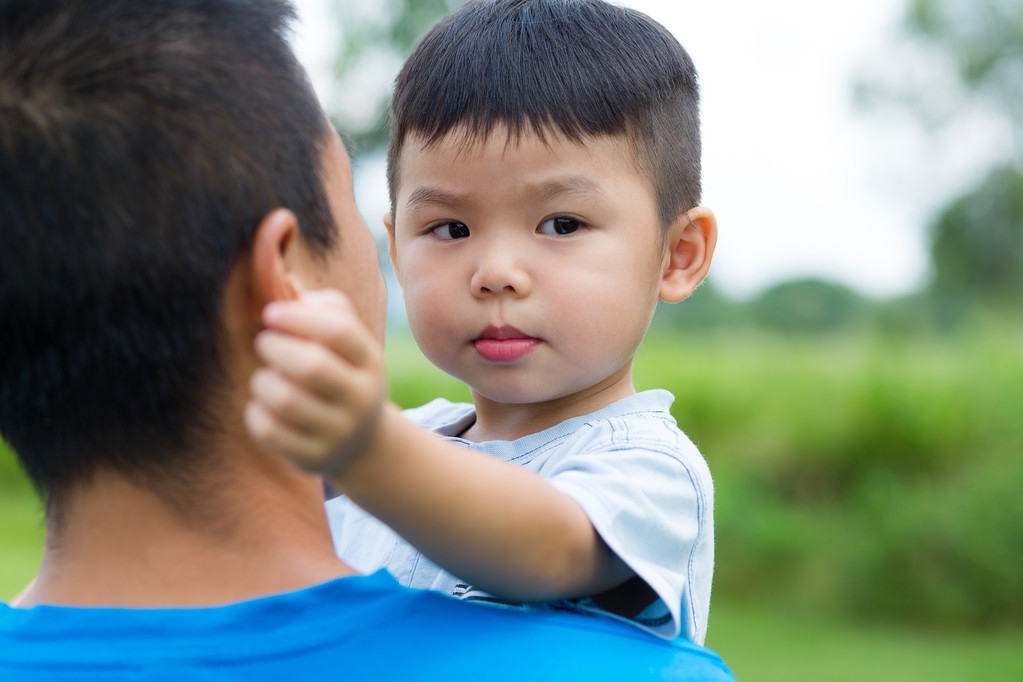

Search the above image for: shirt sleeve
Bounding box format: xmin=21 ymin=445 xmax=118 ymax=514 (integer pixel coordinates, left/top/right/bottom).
xmin=542 ymin=417 xmax=714 ymax=643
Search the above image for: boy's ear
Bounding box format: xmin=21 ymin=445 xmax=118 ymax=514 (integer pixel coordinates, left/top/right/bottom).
xmin=659 ymin=206 xmax=718 ymax=303
xmin=251 ymin=208 xmax=303 ymax=315
xmin=383 ymin=211 xmax=401 ymax=283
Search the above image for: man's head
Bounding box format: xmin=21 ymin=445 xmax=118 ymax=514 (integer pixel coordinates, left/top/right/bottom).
xmin=0 ymin=0 xmax=376 ymax=511
xmin=386 ymin=0 xmax=701 ymax=230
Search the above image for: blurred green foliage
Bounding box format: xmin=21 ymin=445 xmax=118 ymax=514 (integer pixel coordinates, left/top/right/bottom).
xmin=655 ymin=277 xmax=902 ymax=335
xmin=665 ymin=325 xmax=1023 ymax=630
xmin=657 ymin=272 xmax=1018 ymax=336
xmin=930 ymin=165 xmax=1023 ymax=307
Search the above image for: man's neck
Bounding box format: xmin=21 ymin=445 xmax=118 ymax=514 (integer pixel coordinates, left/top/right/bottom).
xmin=21 ymin=454 xmax=351 ymax=608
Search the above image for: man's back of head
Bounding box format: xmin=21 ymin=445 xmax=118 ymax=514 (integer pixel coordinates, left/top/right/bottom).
xmin=0 ymin=0 xmax=334 ymax=514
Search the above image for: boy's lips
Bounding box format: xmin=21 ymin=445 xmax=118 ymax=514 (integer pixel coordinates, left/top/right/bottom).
xmin=472 ymin=326 xmax=540 ymax=363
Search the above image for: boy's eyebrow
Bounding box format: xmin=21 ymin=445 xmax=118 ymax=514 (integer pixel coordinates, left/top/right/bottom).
xmin=404 ymin=176 xmax=606 ymax=211
xmin=405 ymin=186 xmax=470 ymax=210
xmin=530 ymin=176 xmax=606 ymax=201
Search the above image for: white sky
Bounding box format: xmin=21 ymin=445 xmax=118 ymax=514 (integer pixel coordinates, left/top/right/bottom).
xmin=291 ymin=0 xmax=990 ymax=300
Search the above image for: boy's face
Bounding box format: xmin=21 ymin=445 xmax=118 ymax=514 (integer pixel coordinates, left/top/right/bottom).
xmin=388 ymin=129 xmax=674 ymax=407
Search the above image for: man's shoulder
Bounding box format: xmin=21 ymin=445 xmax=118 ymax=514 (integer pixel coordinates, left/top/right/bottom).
xmin=0 ymin=574 xmax=734 ymax=681
xmin=325 ymin=576 xmax=736 ymax=681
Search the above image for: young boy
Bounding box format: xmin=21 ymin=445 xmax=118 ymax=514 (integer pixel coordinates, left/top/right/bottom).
xmin=247 ymin=0 xmax=718 ymax=643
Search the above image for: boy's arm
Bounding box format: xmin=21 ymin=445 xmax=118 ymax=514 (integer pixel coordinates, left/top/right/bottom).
xmin=246 ymin=290 xmax=633 ymax=602
xmin=344 ymin=404 xmax=634 ymax=601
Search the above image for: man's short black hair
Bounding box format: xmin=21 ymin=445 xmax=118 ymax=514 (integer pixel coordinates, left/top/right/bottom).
xmin=387 ymin=0 xmax=701 ymax=228
xmin=0 ymin=0 xmax=334 ymax=510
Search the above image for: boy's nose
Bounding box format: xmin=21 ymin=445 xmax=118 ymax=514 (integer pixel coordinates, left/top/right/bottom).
xmin=469 ymin=242 xmax=532 ymax=298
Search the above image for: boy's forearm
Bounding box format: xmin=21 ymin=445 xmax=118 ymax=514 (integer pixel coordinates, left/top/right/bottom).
xmin=330 ymin=404 xmax=633 ymax=602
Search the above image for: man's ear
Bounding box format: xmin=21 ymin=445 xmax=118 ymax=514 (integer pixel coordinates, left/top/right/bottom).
xmin=383 ymin=211 xmax=401 ymax=284
xmin=251 ymin=208 xmax=303 ymax=314
xmin=660 ymin=206 xmax=718 ymax=303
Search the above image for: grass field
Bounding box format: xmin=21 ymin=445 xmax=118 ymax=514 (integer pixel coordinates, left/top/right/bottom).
xmin=707 ymin=601 xmax=1023 ymax=682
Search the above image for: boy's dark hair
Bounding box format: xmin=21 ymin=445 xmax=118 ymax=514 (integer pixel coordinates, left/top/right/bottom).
xmin=387 ymin=0 xmax=701 ymax=228
xmin=0 ymin=0 xmax=334 ymax=511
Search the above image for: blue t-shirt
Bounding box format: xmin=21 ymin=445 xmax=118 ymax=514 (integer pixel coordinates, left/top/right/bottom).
xmin=0 ymin=571 xmax=734 ymax=681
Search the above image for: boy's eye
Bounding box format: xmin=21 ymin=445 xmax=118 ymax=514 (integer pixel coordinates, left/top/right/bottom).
xmin=537 ymin=216 xmax=582 ymax=235
xmin=430 ymin=221 xmax=470 ymax=240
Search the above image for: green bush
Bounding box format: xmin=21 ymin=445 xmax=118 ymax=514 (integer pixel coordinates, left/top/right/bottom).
xmin=630 ymin=326 xmax=1023 ymax=630
xmin=849 ymin=456 xmax=1023 ymax=628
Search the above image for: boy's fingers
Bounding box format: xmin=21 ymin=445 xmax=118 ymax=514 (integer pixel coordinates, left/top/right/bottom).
xmin=262 ymin=300 xmax=351 ymax=342
xmin=263 ymin=287 xmax=353 ymax=330
xmin=254 ymin=332 xmax=355 ymax=397
xmin=298 ymin=288 xmax=352 ymax=307
xmin=245 ymin=401 xmax=333 ymax=469
xmin=318 ymin=310 xmax=380 ymax=369
xmin=261 ymin=298 xmax=379 ymax=369
xmin=249 ymin=367 xmax=351 ymax=437
xmin=246 ymin=394 xmax=369 ymax=473
xmin=254 ymin=332 xmax=381 ymax=407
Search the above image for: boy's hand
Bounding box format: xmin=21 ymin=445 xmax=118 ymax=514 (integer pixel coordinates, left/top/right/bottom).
xmin=245 ymin=289 xmax=385 ymax=476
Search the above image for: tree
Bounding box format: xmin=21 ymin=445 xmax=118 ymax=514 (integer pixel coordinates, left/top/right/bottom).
xmin=323 ymin=0 xmax=469 ymax=155
xmin=746 ymin=278 xmax=870 ymax=334
xmin=859 ymin=0 xmax=1023 ymax=142
xmin=858 ymin=0 xmax=1023 ymax=308
xmin=930 ymin=164 xmax=1023 ymax=305
xmin=651 ymin=279 xmax=741 ymax=333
